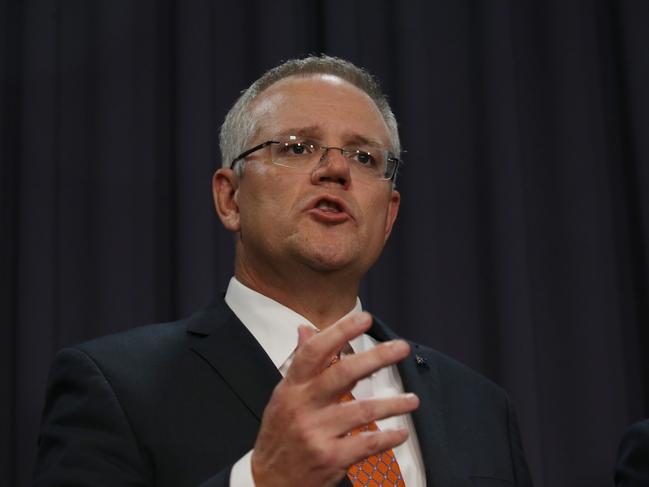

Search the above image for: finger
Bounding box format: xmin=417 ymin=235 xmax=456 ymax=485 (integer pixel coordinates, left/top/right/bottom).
xmin=333 ymin=428 xmax=410 ymax=469
xmin=297 ymin=324 xmax=318 ymax=348
xmin=287 ymin=312 xmax=372 ymax=383
xmin=319 ymin=393 xmax=419 ymax=437
xmin=313 ymin=340 xmax=411 ymax=404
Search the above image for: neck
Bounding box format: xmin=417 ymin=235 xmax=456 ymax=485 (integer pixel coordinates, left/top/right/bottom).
xmin=234 ymin=252 xmax=361 ymax=330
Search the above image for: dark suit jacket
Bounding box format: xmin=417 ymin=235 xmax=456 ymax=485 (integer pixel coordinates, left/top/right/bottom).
xmin=34 ymin=298 xmax=533 ymax=487
xmin=615 ymin=420 xmax=649 ymax=487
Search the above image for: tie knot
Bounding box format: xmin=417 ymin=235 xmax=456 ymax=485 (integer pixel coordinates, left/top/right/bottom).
xmin=327 ymin=342 xmax=354 ymax=368
xmin=328 ymin=354 xmax=341 ymax=367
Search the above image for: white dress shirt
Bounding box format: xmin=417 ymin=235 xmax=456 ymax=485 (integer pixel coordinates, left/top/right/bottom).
xmin=226 ymin=277 xmax=426 ymax=486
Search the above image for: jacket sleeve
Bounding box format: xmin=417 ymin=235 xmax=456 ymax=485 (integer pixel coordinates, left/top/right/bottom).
xmin=33 ymin=348 xmax=154 ymax=486
xmin=33 ymin=348 xmax=236 ymax=487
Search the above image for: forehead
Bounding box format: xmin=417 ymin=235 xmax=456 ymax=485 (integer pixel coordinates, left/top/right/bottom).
xmin=249 ymin=74 xmax=391 ymax=146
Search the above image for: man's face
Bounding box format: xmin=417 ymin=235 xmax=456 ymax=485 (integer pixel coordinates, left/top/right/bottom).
xmin=216 ymin=74 xmax=400 ymax=280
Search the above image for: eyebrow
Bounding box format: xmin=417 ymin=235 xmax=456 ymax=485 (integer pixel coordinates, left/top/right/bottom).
xmin=275 ymin=126 xmax=324 ymax=139
xmin=343 ymin=133 xmax=385 ymax=148
xmin=275 ymin=126 xmax=385 ymax=148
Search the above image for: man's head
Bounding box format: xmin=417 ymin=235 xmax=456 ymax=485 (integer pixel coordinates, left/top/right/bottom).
xmin=213 ymin=55 xmax=401 ymax=292
xmin=219 ymin=55 xmax=401 ymax=174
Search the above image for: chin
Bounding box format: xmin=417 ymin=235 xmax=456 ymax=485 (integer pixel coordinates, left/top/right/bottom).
xmin=305 ymin=259 xmax=352 ymax=273
xmin=295 ymin=245 xmax=359 ymax=274
xmin=286 ymin=231 xmax=375 ymax=274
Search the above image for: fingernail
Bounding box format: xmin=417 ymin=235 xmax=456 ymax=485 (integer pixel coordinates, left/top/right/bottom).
xmin=389 ymin=340 xmax=409 ymax=353
xmin=404 ymin=393 xmax=419 ymax=405
xmin=353 ymin=312 xmax=370 ymax=324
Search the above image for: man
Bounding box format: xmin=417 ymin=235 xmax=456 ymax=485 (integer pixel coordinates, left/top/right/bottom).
xmin=34 ymin=55 xmax=533 ymax=487
xmin=615 ymin=419 xmax=649 ymax=486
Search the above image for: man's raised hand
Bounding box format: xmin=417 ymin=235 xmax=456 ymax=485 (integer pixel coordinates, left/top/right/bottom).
xmin=250 ymin=312 xmax=419 ymax=487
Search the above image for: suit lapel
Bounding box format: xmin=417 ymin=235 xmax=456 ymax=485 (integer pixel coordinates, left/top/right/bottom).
xmin=187 ymin=300 xmax=282 ymax=421
xmin=369 ymin=317 xmax=472 ymax=487
xmin=187 ymin=301 xmax=353 ymax=487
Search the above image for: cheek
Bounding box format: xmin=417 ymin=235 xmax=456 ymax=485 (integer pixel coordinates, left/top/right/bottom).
xmin=364 ymin=194 xmax=392 ymax=230
xmin=239 ymin=179 xmax=301 ymax=234
xmin=368 ymin=215 xmax=389 ymax=245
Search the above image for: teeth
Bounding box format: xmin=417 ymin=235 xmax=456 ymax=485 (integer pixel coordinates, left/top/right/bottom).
xmin=316 ymin=200 xmax=340 ymax=212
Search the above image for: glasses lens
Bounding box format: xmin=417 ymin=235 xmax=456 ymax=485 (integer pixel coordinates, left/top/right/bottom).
xmin=270 ymin=137 xmax=318 ymax=168
xmin=383 ymin=156 xmax=399 ymax=180
xmin=344 ymin=148 xmax=389 ymax=179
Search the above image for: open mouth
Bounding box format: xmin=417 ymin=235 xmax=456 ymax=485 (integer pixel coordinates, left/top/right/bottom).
xmin=306 ymin=195 xmax=352 ymax=223
xmin=315 ymin=199 xmax=343 ymax=213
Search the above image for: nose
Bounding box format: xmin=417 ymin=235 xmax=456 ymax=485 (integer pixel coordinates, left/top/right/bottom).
xmin=310 ymin=147 xmax=351 ymax=188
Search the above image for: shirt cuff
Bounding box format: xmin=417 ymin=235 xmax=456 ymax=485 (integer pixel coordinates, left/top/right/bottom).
xmin=230 ymin=449 xmax=255 ymax=487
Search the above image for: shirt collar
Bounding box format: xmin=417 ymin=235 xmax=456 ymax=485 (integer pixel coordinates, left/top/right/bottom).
xmin=224 ymin=276 xmax=363 ymax=369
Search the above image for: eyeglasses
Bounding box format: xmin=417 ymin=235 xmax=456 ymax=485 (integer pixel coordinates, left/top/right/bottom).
xmin=231 ymin=135 xmax=401 ymax=181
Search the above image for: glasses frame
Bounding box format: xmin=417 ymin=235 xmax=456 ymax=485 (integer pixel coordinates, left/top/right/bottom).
xmin=230 ymin=139 xmax=401 ymax=182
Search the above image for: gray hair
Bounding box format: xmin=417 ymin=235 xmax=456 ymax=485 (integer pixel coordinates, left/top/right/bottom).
xmin=219 ymin=55 xmax=401 ymax=174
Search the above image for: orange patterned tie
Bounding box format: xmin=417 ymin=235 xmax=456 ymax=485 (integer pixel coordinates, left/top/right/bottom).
xmin=330 ymin=355 xmax=406 ymax=487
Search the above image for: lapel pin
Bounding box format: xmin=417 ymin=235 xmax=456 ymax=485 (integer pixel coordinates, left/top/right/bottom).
xmin=415 ymin=354 xmax=427 ymax=367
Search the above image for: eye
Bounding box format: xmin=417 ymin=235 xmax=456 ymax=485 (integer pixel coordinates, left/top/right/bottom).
xmin=279 ymin=141 xmax=314 ymax=156
xmin=290 ymin=143 xmax=307 ymax=155
xmin=352 ymin=150 xmax=376 ymax=167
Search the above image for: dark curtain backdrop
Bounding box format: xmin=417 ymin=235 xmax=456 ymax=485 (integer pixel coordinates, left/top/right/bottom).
xmin=2 ymin=1 xmax=648 ymax=486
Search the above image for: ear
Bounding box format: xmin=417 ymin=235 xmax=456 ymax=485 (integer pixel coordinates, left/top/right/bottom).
xmin=212 ymin=168 xmax=241 ymax=232
xmin=383 ymin=189 xmax=400 ymax=243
